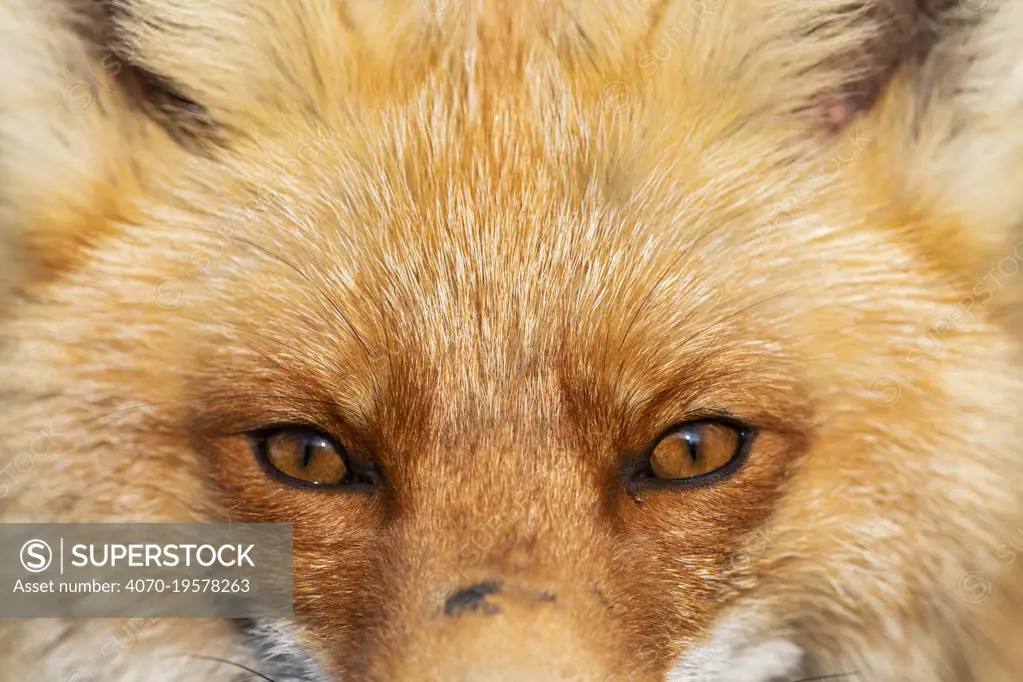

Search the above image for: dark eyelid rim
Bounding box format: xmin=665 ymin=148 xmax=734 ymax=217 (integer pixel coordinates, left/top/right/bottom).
xmin=248 ymin=425 xmax=379 ymax=493
xmin=623 ymin=417 xmax=756 ymax=494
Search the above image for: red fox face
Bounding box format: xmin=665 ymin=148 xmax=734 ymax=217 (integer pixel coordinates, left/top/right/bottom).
xmin=2 ymin=2 xmax=1022 ymax=682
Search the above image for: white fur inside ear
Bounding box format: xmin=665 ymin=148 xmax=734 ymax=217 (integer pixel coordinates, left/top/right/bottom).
xmin=669 ymin=615 xmax=804 ymax=682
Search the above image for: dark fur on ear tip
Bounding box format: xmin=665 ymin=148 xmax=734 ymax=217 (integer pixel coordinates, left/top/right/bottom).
xmin=815 ymin=0 xmax=981 ymax=132
xmin=62 ymin=0 xmax=225 ymax=152
xmin=119 ymin=65 xmax=226 ymax=150
xmin=816 ymin=0 xmax=922 ymax=129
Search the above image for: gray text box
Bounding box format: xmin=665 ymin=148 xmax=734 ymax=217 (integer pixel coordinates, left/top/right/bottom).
xmin=0 ymin=524 xmax=292 ymax=618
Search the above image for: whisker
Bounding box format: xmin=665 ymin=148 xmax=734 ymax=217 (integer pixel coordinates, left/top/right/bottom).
xmin=172 ymin=654 xmax=286 ymax=682
xmin=676 ymin=287 xmax=805 ymax=353
xmin=372 ymin=293 xmax=397 ymax=395
xmin=792 ymin=673 xmax=859 ymax=682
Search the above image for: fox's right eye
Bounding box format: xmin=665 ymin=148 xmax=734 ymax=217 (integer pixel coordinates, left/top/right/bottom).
xmin=257 ymin=428 xmax=350 ymax=486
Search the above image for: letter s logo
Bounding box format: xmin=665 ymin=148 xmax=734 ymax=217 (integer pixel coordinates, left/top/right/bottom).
xmin=20 ymin=539 xmax=52 ymax=573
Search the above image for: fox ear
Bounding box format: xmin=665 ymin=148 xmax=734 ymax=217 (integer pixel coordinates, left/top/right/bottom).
xmin=714 ymin=0 xmax=1023 ymax=312
xmin=1 ymin=1 xmax=139 ymax=287
xmin=659 ymin=0 xmax=926 ymax=134
xmin=809 ymin=0 xmax=923 ymax=133
xmin=0 ymin=0 xmax=405 ymax=288
xmin=1 ymin=0 xmax=291 ymax=287
xmin=102 ymin=0 xmax=369 ymax=135
xmin=905 ymin=0 xmax=1023 ymax=310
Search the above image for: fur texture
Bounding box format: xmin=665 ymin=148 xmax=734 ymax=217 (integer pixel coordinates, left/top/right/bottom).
xmin=2 ymin=1 xmax=1023 ymax=681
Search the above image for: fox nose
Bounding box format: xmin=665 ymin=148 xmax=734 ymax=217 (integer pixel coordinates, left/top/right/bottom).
xmin=443 ymin=580 xmax=558 ymax=617
xmin=444 ymin=580 xmax=501 ymax=615
xmin=381 ymin=576 xmax=619 ymax=682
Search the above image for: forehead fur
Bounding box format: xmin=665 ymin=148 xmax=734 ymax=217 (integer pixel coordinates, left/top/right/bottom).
xmin=109 ymin=0 xmax=906 ymax=427
xmin=161 ymin=93 xmax=815 ymax=434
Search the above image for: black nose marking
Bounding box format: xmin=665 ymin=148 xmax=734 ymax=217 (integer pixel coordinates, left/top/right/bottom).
xmin=443 ymin=581 xmax=500 ymax=616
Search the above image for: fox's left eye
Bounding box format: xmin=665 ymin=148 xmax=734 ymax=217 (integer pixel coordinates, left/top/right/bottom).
xmin=645 ymin=421 xmax=746 ymax=481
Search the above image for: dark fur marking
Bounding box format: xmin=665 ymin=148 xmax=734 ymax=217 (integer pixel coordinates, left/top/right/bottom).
xmin=443 ymin=581 xmax=501 ymax=616
xmin=64 ymin=0 xmax=225 ymax=152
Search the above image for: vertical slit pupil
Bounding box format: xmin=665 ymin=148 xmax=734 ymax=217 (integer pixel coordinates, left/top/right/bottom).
xmin=684 ymin=425 xmax=701 ymax=462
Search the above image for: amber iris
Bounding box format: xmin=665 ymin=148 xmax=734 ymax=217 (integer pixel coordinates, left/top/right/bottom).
xmin=262 ymin=429 xmax=348 ymax=485
xmin=648 ymin=422 xmax=743 ymax=480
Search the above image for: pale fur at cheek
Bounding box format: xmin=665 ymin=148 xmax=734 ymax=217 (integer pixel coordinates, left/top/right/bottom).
xmin=669 ymin=614 xmax=803 ymax=682
xmin=248 ymin=619 xmax=332 ymax=682
xmin=0 ymin=619 xmax=252 ymax=682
